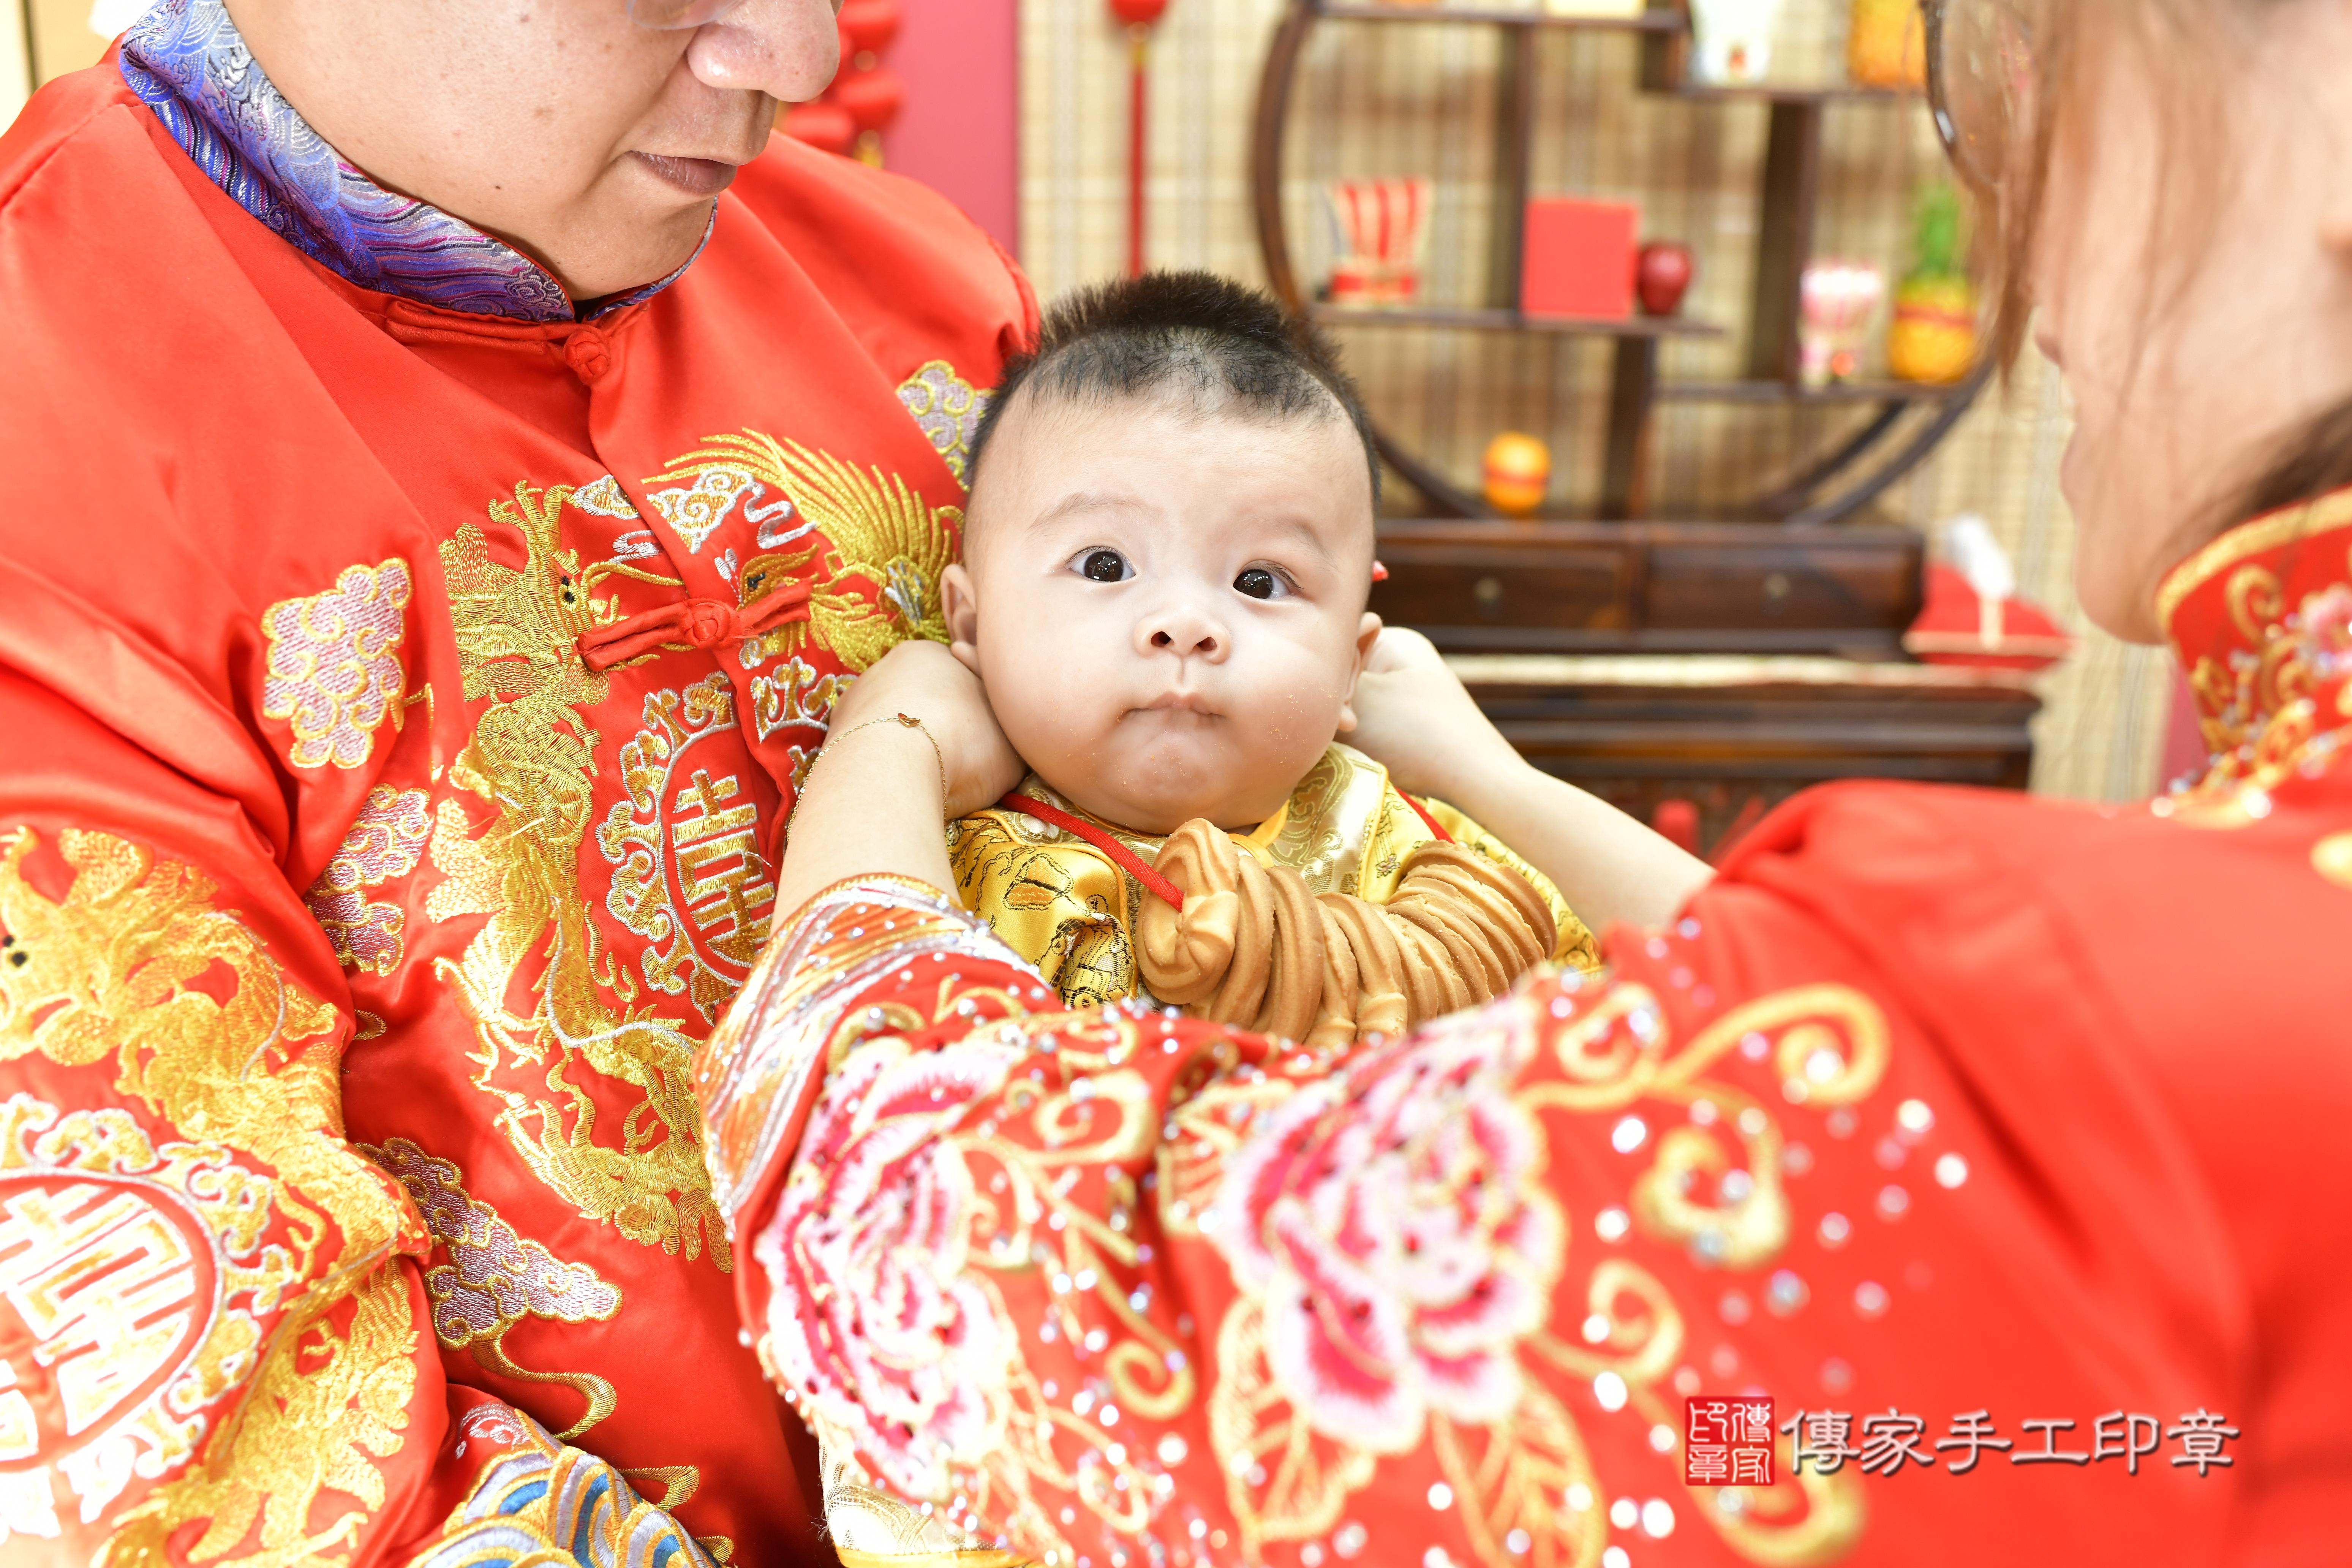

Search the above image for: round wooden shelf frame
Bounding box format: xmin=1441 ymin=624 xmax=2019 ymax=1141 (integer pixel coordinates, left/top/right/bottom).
xmin=1249 ymin=0 xmax=1990 ymax=524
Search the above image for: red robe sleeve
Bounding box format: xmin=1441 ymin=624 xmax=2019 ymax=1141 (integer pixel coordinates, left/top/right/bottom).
xmin=0 ymin=675 xmax=741 ymax=1566
xmin=0 ymin=383 xmax=762 ymax=1568
xmin=700 ymin=782 xmax=2271 ymax=1568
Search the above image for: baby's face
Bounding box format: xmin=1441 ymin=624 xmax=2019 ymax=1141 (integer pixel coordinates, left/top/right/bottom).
xmin=945 ymin=390 xmax=1381 ymax=834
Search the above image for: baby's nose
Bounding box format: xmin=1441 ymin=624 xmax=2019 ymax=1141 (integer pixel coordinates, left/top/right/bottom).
xmin=1137 ymin=602 xmax=1228 ymax=662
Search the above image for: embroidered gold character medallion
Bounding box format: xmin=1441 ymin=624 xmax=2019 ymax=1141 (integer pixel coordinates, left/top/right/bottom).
xmin=599 ymin=676 xmax=775 ymax=1023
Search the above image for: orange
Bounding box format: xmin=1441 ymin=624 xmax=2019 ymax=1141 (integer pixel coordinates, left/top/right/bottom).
xmin=1482 ymin=432 xmax=1551 ymax=517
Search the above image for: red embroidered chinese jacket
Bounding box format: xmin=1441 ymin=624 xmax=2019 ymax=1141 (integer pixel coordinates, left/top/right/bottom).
xmin=703 ymin=498 xmax=2352 ymax=1568
xmin=0 ymin=51 xmax=1032 ymax=1568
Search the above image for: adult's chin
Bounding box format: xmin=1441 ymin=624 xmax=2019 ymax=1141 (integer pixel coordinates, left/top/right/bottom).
xmin=548 ymin=200 xmax=714 ymax=302
xmin=2071 ymin=536 xmax=2168 ymax=646
xmin=2060 ymin=432 xmax=2175 ymax=646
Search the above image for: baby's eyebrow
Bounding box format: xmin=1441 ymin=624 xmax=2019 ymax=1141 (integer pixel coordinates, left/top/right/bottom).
xmin=1031 ymin=489 xmax=1152 ymax=531
xmin=1260 ymin=514 xmax=1339 ymax=567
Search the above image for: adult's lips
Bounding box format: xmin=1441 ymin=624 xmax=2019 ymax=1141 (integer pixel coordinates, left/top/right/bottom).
xmin=632 ymin=152 xmax=742 ymax=198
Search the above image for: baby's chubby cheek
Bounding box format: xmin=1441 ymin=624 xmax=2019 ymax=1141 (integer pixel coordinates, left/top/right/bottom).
xmin=1212 ymin=658 xmax=1351 ymax=782
xmin=981 ymin=664 xmax=1103 ymax=769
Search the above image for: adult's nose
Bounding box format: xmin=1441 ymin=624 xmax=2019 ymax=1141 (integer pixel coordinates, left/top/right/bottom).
xmin=685 ymin=0 xmax=841 ymax=103
xmin=1136 ymin=596 xmax=1231 ymax=664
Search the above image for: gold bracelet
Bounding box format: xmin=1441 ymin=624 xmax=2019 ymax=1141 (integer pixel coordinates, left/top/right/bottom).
xmin=821 ymin=711 xmax=950 ymax=804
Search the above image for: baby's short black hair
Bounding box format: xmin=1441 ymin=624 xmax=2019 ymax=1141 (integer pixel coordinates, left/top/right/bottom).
xmin=968 ymin=270 xmax=1381 ymax=505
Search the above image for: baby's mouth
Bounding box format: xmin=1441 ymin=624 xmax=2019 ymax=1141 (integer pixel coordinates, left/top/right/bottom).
xmin=1139 ymin=691 xmax=1219 ymax=717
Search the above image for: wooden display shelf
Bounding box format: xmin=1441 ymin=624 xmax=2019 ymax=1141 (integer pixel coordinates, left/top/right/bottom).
xmin=1313 ymin=304 xmax=1724 ymax=338
xmin=1252 ymin=0 xmax=1986 ymax=524
xmin=1320 ymin=2 xmax=1684 ymax=29
xmin=1249 ymin=3 xmax=2037 ymax=804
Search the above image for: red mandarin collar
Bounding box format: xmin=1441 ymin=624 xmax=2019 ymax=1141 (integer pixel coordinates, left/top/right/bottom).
xmin=2155 ymin=489 xmax=2352 ymax=812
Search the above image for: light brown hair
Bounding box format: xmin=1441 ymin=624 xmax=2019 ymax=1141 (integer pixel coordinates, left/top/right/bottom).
xmin=1990 ymin=0 xmax=2345 ymax=529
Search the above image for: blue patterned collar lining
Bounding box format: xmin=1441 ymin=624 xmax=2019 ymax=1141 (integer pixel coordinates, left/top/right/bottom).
xmin=118 ymin=0 xmax=705 ymax=323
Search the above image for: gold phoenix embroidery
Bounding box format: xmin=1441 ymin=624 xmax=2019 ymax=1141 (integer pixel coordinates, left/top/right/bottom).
xmin=651 ymin=431 xmax=952 ymax=737
xmin=365 ymin=1138 xmax=622 ymax=1440
xmin=0 ymin=827 xmax=420 ymax=1565
xmin=428 ymin=481 xmax=729 ymax=1269
xmin=260 ymin=558 xmax=414 ymax=769
xmin=598 ymin=677 xmax=775 ymax=1023
xmin=304 ymin=786 xmax=432 ymax=974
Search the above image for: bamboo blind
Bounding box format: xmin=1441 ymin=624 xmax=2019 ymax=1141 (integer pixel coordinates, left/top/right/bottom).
xmin=3 ymin=3 xmax=35 ymax=124
xmin=1020 ymin=0 xmax=2176 ymax=803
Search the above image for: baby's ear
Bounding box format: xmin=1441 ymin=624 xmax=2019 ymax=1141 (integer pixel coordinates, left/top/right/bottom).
xmin=1336 ymin=612 xmax=1383 ymax=733
xmin=942 ymin=562 xmax=983 ymax=673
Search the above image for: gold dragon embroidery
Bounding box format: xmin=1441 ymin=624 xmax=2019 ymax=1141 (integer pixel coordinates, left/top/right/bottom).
xmin=427 ymin=481 xmax=732 ymax=1270
xmin=0 ymin=827 xmax=420 ymax=1566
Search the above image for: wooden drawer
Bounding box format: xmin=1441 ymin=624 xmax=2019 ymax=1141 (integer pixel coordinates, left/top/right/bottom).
xmin=1370 ymin=536 xmax=1633 ymax=635
xmin=1372 ymin=519 xmax=1924 ymax=656
xmin=1451 ymin=654 xmax=2040 ymax=857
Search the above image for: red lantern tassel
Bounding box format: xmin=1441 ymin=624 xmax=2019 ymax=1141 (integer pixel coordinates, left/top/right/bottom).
xmin=1110 ymin=0 xmax=1169 ymax=278
xmin=1127 ymin=25 xmax=1149 ymax=278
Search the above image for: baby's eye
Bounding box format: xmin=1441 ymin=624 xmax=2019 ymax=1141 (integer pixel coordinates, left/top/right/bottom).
xmin=1073 ymin=548 xmax=1132 ymax=583
xmin=1234 ymin=567 xmax=1289 ymax=601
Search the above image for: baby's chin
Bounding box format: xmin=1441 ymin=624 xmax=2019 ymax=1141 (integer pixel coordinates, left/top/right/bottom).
xmin=1038 ymin=746 xmax=1299 ymax=836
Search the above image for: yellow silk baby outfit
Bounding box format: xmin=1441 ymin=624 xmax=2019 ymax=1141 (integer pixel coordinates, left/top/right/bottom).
xmin=947 ymin=743 xmax=1600 ymax=1011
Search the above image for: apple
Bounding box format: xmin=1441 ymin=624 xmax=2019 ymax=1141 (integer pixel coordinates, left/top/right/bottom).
xmin=1637 ymin=242 xmax=1695 ymax=317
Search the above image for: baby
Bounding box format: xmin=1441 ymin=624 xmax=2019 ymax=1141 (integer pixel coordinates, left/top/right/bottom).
xmin=939 ymin=272 xmax=1597 ymax=1042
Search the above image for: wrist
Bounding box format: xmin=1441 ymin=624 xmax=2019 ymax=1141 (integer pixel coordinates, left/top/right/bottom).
xmin=1421 ymin=721 xmax=1528 ymax=810
xmin=811 ymin=716 xmax=948 ymax=809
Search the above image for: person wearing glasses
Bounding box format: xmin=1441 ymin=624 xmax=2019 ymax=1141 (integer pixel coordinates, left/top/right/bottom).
xmin=698 ymin=2 xmax=2352 ymax=1565
xmin=0 ymin=0 xmax=1032 ymax=1563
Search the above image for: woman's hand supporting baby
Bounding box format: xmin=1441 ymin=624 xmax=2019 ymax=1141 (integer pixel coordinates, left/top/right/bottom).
xmin=1344 ymin=628 xmax=1713 ymax=932
xmin=774 ymin=639 xmax=1028 ymax=920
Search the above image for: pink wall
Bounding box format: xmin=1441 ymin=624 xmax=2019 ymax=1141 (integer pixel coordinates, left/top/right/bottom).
xmin=882 ymin=0 xmax=1020 ymax=259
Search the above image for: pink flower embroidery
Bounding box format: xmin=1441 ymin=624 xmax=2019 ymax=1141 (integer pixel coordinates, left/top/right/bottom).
xmin=1204 ymin=1006 xmax=1563 ymax=1453
xmin=2298 ymin=583 xmax=2352 ymax=677
xmin=757 ymin=1036 xmax=1022 ymax=1499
